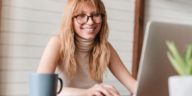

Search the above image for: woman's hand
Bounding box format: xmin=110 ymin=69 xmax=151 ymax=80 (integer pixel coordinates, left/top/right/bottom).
xmin=85 ymin=83 xmax=120 ymax=96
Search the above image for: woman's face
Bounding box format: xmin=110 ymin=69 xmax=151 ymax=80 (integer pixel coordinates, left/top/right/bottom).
xmin=73 ymin=6 xmax=102 ymax=40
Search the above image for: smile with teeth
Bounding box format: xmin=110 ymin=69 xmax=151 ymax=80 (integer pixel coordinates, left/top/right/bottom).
xmin=82 ymin=28 xmax=95 ymax=32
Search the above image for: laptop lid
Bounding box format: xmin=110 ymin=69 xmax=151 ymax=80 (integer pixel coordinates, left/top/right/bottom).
xmin=135 ymin=21 xmax=192 ymax=96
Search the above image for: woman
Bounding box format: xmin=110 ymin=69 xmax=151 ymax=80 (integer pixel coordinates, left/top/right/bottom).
xmin=37 ymin=0 xmax=137 ymax=96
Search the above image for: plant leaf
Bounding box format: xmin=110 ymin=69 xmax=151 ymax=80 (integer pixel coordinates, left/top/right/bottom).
xmin=166 ymin=41 xmax=185 ymax=67
xmin=167 ymin=52 xmax=185 ymax=75
xmin=185 ymin=44 xmax=192 ymax=64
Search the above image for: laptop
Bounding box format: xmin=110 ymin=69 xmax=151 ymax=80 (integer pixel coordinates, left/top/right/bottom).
xmin=135 ymin=21 xmax=192 ymax=96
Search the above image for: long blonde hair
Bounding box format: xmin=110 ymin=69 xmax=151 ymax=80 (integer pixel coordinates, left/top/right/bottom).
xmin=59 ymin=0 xmax=110 ymax=81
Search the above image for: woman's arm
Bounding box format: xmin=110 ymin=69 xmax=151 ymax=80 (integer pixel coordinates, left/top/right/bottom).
xmin=37 ymin=36 xmax=88 ymax=95
xmin=57 ymin=88 xmax=86 ymax=96
xmin=58 ymin=84 xmax=120 ymax=96
xmin=37 ymin=36 xmax=60 ymax=73
xmin=108 ymin=43 xmax=137 ymax=94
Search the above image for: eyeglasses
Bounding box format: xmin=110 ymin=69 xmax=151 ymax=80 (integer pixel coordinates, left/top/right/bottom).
xmin=73 ymin=13 xmax=104 ymax=25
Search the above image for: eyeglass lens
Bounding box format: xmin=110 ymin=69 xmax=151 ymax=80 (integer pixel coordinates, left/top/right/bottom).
xmin=75 ymin=14 xmax=103 ymax=24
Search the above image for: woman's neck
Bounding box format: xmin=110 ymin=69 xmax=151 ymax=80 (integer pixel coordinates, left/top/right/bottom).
xmin=75 ymin=35 xmax=94 ymax=52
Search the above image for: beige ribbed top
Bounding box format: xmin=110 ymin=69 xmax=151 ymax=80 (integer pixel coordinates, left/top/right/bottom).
xmin=58 ymin=35 xmax=102 ymax=89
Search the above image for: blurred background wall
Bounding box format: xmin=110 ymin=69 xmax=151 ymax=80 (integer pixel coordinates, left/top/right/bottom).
xmin=145 ymin=0 xmax=192 ymax=25
xmin=0 ymin=0 xmax=192 ymax=96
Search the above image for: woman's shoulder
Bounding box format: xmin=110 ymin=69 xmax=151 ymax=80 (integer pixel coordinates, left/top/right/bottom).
xmin=48 ymin=35 xmax=61 ymax=47
xmin=107 ymin=41 xmax=113 ymax=50
xmin=43 ymin=35 xmax=61 ymax=54
xmin=107 ymin=41 xmax=118 ymax=54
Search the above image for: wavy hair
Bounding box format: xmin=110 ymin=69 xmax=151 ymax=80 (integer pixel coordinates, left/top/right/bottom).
xmin=59 ymin=0 xmax=110 ymax=81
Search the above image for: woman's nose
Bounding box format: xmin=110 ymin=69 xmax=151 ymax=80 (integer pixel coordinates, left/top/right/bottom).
xmin=86 ymin=17 xmax=94 ymax=25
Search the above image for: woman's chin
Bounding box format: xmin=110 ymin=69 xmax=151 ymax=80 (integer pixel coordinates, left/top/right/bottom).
xmin=82 ymin=35 xmax=96 ymax=40
xmin=82 ymin=34 xmax=96 ymax=40
xmin=77 ymin=31 xmax=98 ymax=40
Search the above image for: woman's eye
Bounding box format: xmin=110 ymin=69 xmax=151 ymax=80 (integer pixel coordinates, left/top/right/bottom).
xmin=78 ymin=14 xmax=86 ymax=18
xmin=93 ymin=13 xmax=100 ymax=17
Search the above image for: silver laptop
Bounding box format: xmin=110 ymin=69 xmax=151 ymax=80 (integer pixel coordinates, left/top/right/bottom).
xmin=135 ymin=21 xmax=192 ymax=96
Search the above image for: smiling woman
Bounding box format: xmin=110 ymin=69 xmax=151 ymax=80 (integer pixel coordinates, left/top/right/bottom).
xmin=36 ymin=0 xmax=137 ymax=96
xmin=1 ymin=0 xmax=192 ymax=96
xmin=0 ymin=0 xmax=136 ymax=96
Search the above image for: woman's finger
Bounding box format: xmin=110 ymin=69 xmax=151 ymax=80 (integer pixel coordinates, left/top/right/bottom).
xmin=106 ymin=88 xmax=120 ymax=96
xmin=93 ymin=90 xmax=104 ymax=96
xmin=96 ymin=84 xmax=111 ymax=96
xmin=101 ymin=84 xmax=120 ymax=95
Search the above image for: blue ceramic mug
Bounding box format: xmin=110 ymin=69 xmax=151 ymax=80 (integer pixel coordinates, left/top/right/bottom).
xmin=29 ymin=73 xmax=63 ymax=96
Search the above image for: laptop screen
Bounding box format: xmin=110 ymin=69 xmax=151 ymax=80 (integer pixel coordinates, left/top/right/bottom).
xmin=136 ymin=21 xmax=192 ymax=96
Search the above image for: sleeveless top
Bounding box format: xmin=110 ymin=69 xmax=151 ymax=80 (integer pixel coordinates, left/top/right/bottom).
xmin=57 ymin=35 xmax=102 ymax=89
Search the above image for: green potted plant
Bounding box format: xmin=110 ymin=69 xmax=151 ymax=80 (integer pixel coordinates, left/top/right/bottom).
xmin=166 ymin=41 xmax=192 ymax=96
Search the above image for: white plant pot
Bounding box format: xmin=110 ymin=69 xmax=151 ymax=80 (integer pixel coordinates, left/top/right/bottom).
xmin=169 ymin=76 xmax=192 ymax=96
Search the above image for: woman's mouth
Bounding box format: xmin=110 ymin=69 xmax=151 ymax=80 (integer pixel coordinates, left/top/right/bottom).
xmin=82 ymin=28 xmax=95 ymax=33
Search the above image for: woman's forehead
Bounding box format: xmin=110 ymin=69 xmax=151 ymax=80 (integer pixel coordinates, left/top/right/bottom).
xmin=77 ymin=7 xmax=97 ymax=13
xmin=74 ymin=2 xmax=98 ymax=14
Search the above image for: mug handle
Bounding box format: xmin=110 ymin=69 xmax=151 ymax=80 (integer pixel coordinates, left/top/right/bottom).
xmin=57 ymin=77 xmax=63 ymax=94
